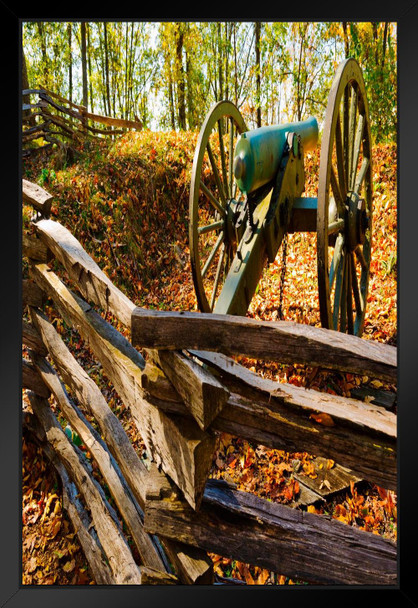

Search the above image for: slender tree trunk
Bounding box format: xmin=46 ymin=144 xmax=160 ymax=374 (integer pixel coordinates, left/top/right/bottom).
xmin=168 ymin=66 xmax=176 ymax=130
xmin=377 ymin=23 xmax=389 ymax=140
xmin=22 ymin=46 xmax=35 ymax=126
xmin=128 ymin=23 xmax=135 ymax=121
xmin=296 ymin=24 xmax=306 ymax=122
xmin=80 ymin=22 xmax=88 ymax=111
xmin=342 ymin=22 xmax=350 ymax=58
xmin=68 ymin=23 xmax=73 ymax=106
xmin=37 ymin=22 xmax=48 ymax=87
xmin=87 ymin=24 xmax=94 ymax=113
xmin=233 ymin=24 xmax=238 ymax=105
xmin=217 ymin=23 xmax=223 ymax=101
xmin=372 ymin=22 xmax=379 ymax=65
xmin=255 ymin=22 xmax=261 ymax=127
xmin=224 ymin=22 xmax=230 ymax=103
xmin=381 ymin=22 xmax=389 ymax=69
xmin=104 ymin=23 xmax=111 ymax=116
xmin=124 ymin=22 xmax=129 ymax=119
xmin=176 ymin=25 xmax=186 ymax=130
xmin=185 ymin=31 xmax=194 ymax=129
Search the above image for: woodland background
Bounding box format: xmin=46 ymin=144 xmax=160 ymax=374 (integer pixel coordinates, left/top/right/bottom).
xmin=23 ymin=21 xmax=396 ymax=140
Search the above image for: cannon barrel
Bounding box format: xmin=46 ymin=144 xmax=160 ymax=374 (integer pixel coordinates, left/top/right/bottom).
xmin=233 ymin=116 xmax=318 ymax=195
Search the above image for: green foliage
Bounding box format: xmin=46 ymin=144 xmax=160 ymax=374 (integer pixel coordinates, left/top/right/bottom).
xmin=39 ymin=167 xmax=56 ymax=186
xmin=344 ymin=23 xmax=397 ymax=143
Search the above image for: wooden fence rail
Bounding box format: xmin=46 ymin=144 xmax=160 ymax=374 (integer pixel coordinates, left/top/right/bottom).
xmin=22 ymin=87 xmax=142 ymax=155
xmin=22 ymin=179 xmax=397 ymax=585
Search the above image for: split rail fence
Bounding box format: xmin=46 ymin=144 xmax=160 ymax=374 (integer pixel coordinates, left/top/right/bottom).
xmin=22 ymin=179 xmax=398 ymax=585
xmin=22 ymin=88 xmax=143 ymax=156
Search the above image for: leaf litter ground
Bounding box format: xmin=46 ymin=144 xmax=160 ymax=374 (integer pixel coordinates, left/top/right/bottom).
xmin=22 ymin=134 xmax=397 ymax=585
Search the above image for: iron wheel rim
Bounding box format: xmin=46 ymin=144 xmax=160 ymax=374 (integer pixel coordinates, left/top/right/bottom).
xmin=317 ymin=58 xmax=373 ymax=336
xmin=189 ymin=100 xmax=247 ymax=312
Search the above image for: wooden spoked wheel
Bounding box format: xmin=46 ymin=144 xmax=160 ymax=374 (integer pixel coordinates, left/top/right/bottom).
xmin=317 ymin=58 xmax=373 ymax=336
xmin=189 ymin=101 xmax=247 ymax=312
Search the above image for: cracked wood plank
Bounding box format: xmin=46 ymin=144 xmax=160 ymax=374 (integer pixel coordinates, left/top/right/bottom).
xmin=34 ymin=218 xmax=229 ymax=428
xmin=29 ymin=263 xmax=216 ymax=511
xmin=29 ymin=346 xmax=170 ymax=574
xmin=144 ymin=464 xmax=397 ymax=585
xmin=34 ymin=218 xmax=135 ymax=327
xmin=27 ymin=393 xmax=163 ymax=584
xmin=131 ymin=309 xmax=397 ymax=383
xmin=28 ymin=306 xmax=213 ymax=583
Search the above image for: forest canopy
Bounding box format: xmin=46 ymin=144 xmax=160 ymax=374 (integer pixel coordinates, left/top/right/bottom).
xmin=22 ymin=21 xmax=397 ymax=142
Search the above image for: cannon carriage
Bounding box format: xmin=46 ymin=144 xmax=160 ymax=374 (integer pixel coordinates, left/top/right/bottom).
xmin=189 ymin=58 xmax=372 ymax=337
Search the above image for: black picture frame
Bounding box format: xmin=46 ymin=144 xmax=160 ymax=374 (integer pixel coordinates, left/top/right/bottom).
xmin=2 ymin=3 xmax=417 ymax=607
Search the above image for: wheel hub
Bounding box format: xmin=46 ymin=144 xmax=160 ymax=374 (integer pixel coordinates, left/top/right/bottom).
xmin=345 ymin=192 xmax=369 ymax=251
xmin=225 ymin=197 xmax=246 ymax=244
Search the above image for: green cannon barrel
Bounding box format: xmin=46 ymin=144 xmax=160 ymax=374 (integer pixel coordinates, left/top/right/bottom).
xmin=233 ymin=116 xmax=319 ymax=195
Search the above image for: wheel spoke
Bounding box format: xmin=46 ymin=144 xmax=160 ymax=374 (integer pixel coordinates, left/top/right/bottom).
xmin=332 ymin=251 xmax=345 ymax=329
xmin=201 ymin=231 xmax=223 ymax=278
xmin=348 ymin=87 xmax=358 ymax=188
xmin=200 ymin=181 xmax=225 ymax=216
xmin=210 ymin=243 xmax=226 ymax=310
xmin=198 ymin=220 xmax=224 ymax=235
xmin=350 ymin=252 xmax=363 ymax=315
xmin=339 ymin=255 xmax=348 ymax=333
xmin=329 ymin=233 xmax=344 ymax=290
xmin=355 ymin=245 xmax=367 ymax=271
xmin=350 ymin=113 xmax=364 ymax=191
xmin=330 ymin=165 xmax=345 ymax=215
xmin=217 ymin=119 xmax=229 ymax=201
xmin=335 ymin=113 xmax=347 ymax=199
xmin=354 ymin=157 xmax=369 ymax=195
xmin=343 ymin=86 xmax=350 ymax=183
xmin=328 ymin=217 xmax=345 ymax=235
xmin=206 ymin=141 xmax=227 ymax=207
xmin=346 ymin=255 xmax=354 ymax=334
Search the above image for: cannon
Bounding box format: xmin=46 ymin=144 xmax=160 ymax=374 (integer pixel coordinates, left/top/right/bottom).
xmin=189 ymin=58 xmax=372 ymax=336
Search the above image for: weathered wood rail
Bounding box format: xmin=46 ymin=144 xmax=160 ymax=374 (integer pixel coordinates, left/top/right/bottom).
xmin=22 ymin=87 xmax=142 ymax=156
xmin=22 ymin=179 xmax=397 ymax=585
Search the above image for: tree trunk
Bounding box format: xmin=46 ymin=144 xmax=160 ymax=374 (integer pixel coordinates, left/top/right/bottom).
xmin=22 ymin=47 xmax=34 ymax=125
xmin=342 ymin=22 xmax=350 ymax=58
xmin=80 ymin=22 xmax=88 ymax=111
xmin=36 ymin=22 xmax=48 ymax=87
xmin=217 ymin=23 xmax=223 ymax=101
xmin=87 ymin=24 xmax=94 ymax=113
xmin=381 ymin=22 xmax=389 ymax=69
xmin=255 ymin=22 xmax=262 ymax=127
xmin=176 ymin=25 xmax=186 ymax=130
xmin=67 ymin=23 xmax=73 ymax=111
xmin=104 ymin=23 xmax=111 ymax=116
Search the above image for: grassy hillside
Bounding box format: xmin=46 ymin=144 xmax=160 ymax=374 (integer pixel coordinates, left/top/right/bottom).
xmin=23 ymin=131 xmax=397 ymax=343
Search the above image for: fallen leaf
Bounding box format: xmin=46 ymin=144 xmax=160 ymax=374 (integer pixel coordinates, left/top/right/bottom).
xmin=63 ymin=559 xmax=76 ymax=573
xmin=257 ymin=569 xmax=270 ymax=585
xmin=364 ymin=395 xmax=376 ymax=404
xmin=309 ymin=412 xmax=335 ymax=427
xmin=26 ymin=556 xmax=38 ymax=573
